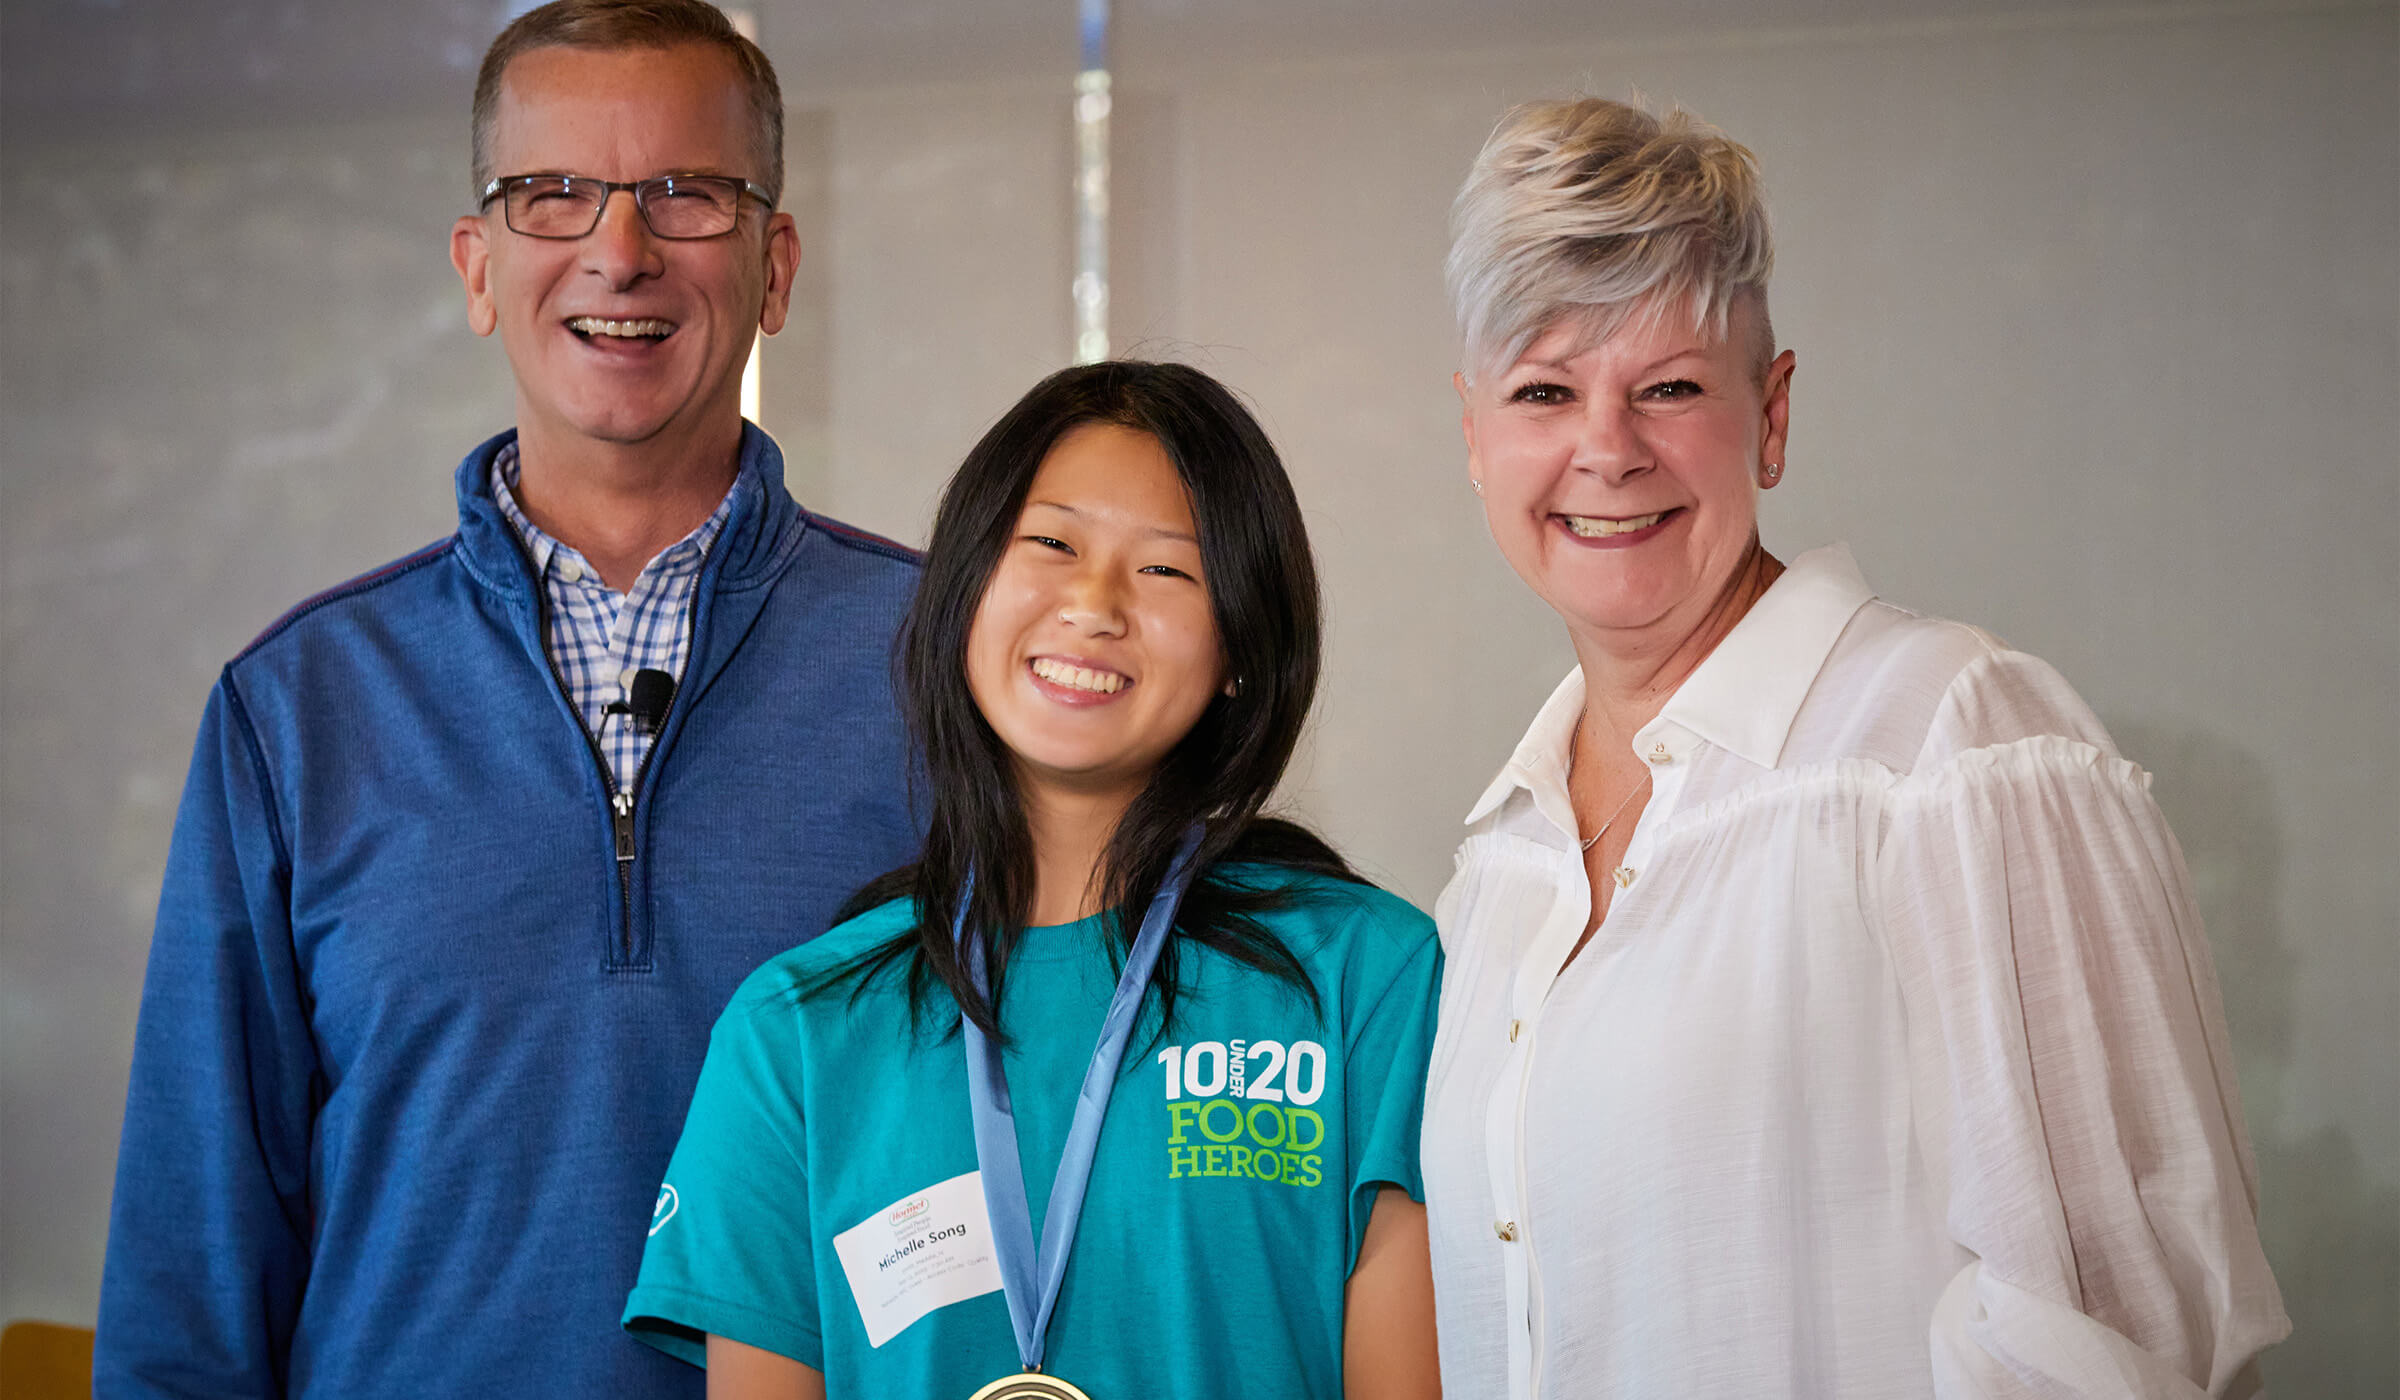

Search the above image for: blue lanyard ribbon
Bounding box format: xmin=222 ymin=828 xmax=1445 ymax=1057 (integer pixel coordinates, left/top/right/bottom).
xmin=959 ymin=824 xmax=1204 ymax=1374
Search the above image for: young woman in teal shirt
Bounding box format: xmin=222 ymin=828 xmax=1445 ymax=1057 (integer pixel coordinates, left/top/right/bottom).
xmin=625 ymin=361 xmax=1443 ymax=1399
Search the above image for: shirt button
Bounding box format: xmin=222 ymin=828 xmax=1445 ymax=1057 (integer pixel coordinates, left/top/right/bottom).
xmin=1612 ymin=866 xmax=1637 ymax=889
xmin=1648 ymin=742 xmax=1673 ymax=765
xmin=555 ymin=558 xmax=585 ymax=583
xmin=1507 ymin=1018 xmax=1522 ymax=1043
xmin=1495 ymin=1220 xmax=1519 ymax=1242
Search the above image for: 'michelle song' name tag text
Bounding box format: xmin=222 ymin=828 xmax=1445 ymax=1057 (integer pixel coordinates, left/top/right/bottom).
xmin=831 ymin=1171 xmax=1005 ymax=1347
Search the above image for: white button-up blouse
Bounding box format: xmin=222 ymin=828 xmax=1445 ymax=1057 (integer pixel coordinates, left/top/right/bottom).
xmin=1423 ymin=546 xmax=2288 ymax=1399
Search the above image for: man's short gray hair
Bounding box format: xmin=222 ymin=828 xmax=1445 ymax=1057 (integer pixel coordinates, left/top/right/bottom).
xmin=472 ymin=0 xmax=785 ymax=206
xmin=1447 ymin=97 xmax=1775 ymax=380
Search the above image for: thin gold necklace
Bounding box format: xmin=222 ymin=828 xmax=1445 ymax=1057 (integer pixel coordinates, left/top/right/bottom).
xmin=1569 ymin=728 xmax=1651 ymax=852
xmin=1579 ymin=779 xmax=1647 ymax=851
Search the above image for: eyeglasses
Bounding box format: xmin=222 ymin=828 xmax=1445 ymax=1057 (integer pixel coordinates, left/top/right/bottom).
xmin=478 ymin=173 xmax=774 ymax=240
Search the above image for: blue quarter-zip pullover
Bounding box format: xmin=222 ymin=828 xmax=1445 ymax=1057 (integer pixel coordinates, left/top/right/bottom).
xmin=97 ymin=426 xmax=920 ymax=1398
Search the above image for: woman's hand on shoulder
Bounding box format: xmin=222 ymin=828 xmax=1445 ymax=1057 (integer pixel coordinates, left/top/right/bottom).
xmin=706 ymin=1334 xmax=824 ymax=1400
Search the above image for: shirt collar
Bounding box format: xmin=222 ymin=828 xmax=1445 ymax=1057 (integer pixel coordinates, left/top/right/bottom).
xmin=489 ymin=442 xmax=736 ymax=587
xmin=489 ymin=445 xmax=558 ymax=576
xmin=1655 ymin=543 xmax=1875 ymax=769
xmin=1462 ymin=667 xmax=1588 ymax=833
xmin=1461 ymin=544 xmax=1875 ymax=827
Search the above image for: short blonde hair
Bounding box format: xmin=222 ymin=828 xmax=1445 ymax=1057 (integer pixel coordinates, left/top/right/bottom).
xmin=1447 ymin=97 xmax=1774 ymax=379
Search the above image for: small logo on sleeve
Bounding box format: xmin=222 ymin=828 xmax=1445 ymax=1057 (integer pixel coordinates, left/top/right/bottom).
xmin=650 ymin=1184 xmax=680 ymax=1236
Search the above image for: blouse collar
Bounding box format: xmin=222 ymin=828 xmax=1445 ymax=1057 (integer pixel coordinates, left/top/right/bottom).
xmin=1463 ymin=544 xmax=1876 ymax=828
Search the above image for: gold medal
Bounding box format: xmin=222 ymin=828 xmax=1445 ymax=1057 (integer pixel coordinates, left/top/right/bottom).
xmin=966 ymin=1371 xmax=1094 ymax=1400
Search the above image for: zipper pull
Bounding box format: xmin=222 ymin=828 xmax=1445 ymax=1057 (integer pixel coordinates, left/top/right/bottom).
xmin=611 ymin=790 xmax=636 ymax=862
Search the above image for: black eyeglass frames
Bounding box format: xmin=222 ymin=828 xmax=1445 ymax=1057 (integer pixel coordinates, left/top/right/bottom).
xmin=477 ymin=173 xmax=774 ymax=240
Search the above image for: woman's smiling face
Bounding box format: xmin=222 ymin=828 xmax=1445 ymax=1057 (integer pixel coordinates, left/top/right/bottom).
xmin=965 ymin=422 xmax=1226 ymax=803
xmin=1460 ymin=295 xmax=1794 ymax=647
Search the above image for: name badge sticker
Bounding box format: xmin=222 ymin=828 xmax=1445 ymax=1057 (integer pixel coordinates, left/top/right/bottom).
xmin=831 ymin=1170 xmax=1004 ymax=1348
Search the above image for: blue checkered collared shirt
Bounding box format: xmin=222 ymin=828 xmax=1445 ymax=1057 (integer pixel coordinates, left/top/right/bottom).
xmin=491 ymin=443 xmax=734 ymax=791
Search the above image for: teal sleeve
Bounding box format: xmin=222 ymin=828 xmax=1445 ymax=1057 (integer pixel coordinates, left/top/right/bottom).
xmin=623 ymin=979 xmax=824 ymax=1370
xmin=1340 ymin=913 xmax=1443 ymax=1273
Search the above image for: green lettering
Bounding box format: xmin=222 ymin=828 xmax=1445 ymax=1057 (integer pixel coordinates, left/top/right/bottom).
xmin=1201 ymin=1145 xmax=1229 ymax=1177
xmin=1253 ymin=1150 xmax=1282 ymax=1181
xmin=1228 ymin=1145 xmax=1253 ymax=1178
xmin=1198 ymin=1099 xmax=1243 ymax=1144
xmin=1299 ymin=1154 xmax=1322 ymax=1188
xmin=1166 ymin=1101 xmax=1202 ymax=1145
xmin=1244 ymin=1102 xmax=1286 ymax=1149
xmin=1167 ymin=1145 xmax=1200 ymax=1179
xmin=1280 ymin=1151 xmax=1303 ymax=1184
xmin=1284 ymin=1107 xmax=1325 ymax=1153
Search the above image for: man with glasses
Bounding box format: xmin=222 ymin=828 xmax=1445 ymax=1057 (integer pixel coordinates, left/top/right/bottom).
xmin=96 ymin=4 xmax=918 ymax=1396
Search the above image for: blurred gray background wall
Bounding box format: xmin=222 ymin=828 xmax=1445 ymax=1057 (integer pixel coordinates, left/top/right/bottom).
xmin=3 ymin=0 xmax=2393 ymax=1390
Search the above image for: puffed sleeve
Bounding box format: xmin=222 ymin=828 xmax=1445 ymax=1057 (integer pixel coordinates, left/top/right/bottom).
xmin=1878 ymin=654 xmax=2288 ymax=1398
xmin=96 ymin=676 xmax=318 ymax=1399
xmin=623 ymin=972 xmax=823 ymax=1370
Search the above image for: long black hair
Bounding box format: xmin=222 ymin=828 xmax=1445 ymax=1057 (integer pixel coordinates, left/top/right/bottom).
xmin=823 ymin=359 xmax=1361 ymax=1039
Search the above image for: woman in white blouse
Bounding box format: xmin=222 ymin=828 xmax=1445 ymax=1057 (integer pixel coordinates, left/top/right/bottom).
xmin=1421 ymin=97 xmax=2289 ymax=1400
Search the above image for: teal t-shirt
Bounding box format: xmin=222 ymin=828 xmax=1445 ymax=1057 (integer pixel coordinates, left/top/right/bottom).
xmin=624 ymin=866 xmax=1440 ymax=1398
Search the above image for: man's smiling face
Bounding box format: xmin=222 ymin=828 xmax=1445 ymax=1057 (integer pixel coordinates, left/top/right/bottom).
xmin=451 ymin=42 xmax=796 ymax=456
